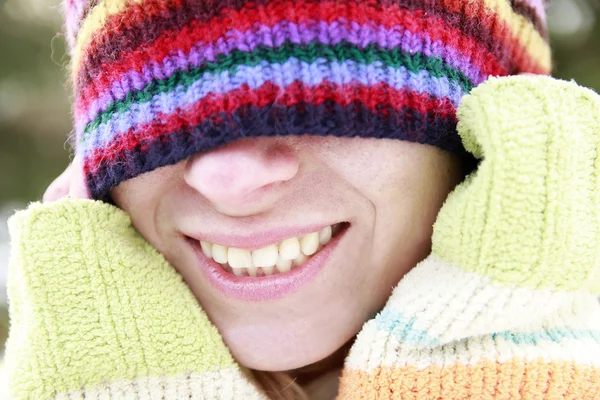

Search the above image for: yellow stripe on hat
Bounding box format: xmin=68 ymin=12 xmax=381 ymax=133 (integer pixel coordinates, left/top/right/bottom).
xmin=479 ymin=0 xmax=552 ymax=72
xmin=71 ymin=0 xmax=551 ymax=81
xmin=71 ymin=0 xmax=144 ymax=79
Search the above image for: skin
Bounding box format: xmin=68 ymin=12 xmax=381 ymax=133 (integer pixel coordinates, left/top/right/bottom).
xmin=45 ymin=136 xmax=462 ymax=379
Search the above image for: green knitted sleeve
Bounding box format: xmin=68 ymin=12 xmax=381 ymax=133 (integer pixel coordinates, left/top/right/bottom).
xmin=436 ymin=76 xmax=600 ymax=293
xmin=4 ymin=200 xmax=266 ymax=399
xmin=339 ymin=76 xmax=600 ymax=399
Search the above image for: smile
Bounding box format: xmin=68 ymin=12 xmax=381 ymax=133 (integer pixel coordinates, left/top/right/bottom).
xmin=198 ymin=223 xmax=343 ymax=277
xmin=186 ymin=222 xmax=348 ymax=301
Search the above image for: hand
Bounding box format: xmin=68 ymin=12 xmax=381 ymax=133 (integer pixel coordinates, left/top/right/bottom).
xmin=8 ymin=191 xmax=264 ymax=399
xmin=339 ymin=75 xmax=600 ymax=399
xmin=42 ymin=155 xmax=89 ymax=202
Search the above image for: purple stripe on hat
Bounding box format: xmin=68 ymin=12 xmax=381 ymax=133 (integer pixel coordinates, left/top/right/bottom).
xmin=85 ymin=101 xmax=462 ymax=200
xmin=80 ymin=58 xmax=466 ymax=155
xmin=75 ymin=19 xmax=485 ymax=131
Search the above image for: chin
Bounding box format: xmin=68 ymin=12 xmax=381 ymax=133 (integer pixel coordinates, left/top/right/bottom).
xmin=230 ymin=348 xmax=339 ymax=373
xmin=232 ymin=350 xmax=319 ymax=372
xmin=220 ymin=322 xmax=357 ymax=372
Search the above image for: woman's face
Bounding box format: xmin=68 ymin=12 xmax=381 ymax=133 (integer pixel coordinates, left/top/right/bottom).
xmin=111 ymin=136 xmax=462 ymax=371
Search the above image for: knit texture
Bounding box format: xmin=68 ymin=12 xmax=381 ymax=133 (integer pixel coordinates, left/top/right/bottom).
xmin=6 ymin=75 xmax=600 ymax=399
xmin=340 ymin=76 xmax=600 ymax=399
xmin=5 ymin=200 xmax=266 ymax=399
xmin=63 ymin=0 xmax=552 ymax=200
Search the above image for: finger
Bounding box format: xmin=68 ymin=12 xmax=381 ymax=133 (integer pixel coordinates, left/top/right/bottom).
xmin=42 ymin=163 xmax=72 ymax=203
xmin=68 ymin=155 xmax=90 ymax=199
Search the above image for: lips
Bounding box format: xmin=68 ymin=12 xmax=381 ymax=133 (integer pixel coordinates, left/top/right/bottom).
xmin=186 ymin=223 xmax=348 ymax=301
xmin=196 ymin=223 xmax=343 ymax=277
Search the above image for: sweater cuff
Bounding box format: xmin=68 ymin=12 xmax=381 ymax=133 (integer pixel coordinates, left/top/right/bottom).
xmin=435 ymin=76 xmax=600 ymax=293
xmin=5 ymin=199 xmax=263 ymax=399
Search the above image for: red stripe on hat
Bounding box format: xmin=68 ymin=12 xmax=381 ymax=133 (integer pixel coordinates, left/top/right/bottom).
xmin=76 ymin=0 xmax=544 ymax=93
xmin=75 ymin=1 xmax=509 ymax=116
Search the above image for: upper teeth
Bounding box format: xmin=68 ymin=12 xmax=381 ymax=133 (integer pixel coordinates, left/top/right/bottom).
xmin=199 ymin=225 xmax=336 ymax=276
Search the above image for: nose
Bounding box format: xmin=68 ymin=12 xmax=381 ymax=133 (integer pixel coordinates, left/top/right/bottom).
xmin=184 ymin=139 xmax=300 ymax=215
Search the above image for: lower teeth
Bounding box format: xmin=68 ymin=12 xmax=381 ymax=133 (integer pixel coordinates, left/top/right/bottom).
xmin=227 ymin=251 xmax=316 ymax=277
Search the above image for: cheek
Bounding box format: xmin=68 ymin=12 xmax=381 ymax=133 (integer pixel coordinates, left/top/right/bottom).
xmin=110 ymin=164 xmax=186 ymax=253
xmin=365 ymin=148 xmax=462 ymax=290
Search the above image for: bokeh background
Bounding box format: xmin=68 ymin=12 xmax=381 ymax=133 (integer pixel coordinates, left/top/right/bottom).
xmin=0 ymin=0 xmax=599 ymax=352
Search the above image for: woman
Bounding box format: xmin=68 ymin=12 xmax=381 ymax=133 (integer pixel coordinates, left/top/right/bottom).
xmin=4 ymin=0 xmax=600 ymax=398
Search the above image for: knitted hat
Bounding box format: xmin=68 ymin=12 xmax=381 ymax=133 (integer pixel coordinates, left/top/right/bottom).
xmin=63 ymin=0 xmax=551 ymax=200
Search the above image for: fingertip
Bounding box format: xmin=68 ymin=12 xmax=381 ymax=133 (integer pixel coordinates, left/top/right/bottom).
xmin=43 ymin=185 xmax=69 ymax=203
xmin=42 ymin=167 xmax=71 ymax=203
xmin=69 ymin=157 xmax=91 ymax=200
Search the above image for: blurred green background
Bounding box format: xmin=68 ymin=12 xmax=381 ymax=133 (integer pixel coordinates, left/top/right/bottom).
xmin=0 ymin=0 xmax=599 ymax=351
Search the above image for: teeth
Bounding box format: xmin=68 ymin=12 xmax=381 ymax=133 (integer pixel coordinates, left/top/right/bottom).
xmin=276 ymin=256 xmax=292 ymax=273
xmin=319 ymin=226 xmax=332 ymax=245
xmin=293 ymin=252 xmax=308 ymax=266
xmin=300 ymin=232 xmax=319 ymax=256
xmin=212 ymin=244 xmax=228 ymax=264
xmin=200 ymin=241 xmax=213 ymax=258
xmin=261 ymin=266 xmax=275 ymax=276
xmin=252 ymin=244 xmax=278 ymax=267
xmin=228 ymin=248 xmax=252 ymax=268
xmin=202 ymin=223 xmax=343 ymax=276
xmin=279 ymin=237 xmax=300 ymax=260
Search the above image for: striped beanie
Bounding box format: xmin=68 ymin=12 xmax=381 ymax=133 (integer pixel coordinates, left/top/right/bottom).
xmin=63 ymin=0 xmax=552 ymax=200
